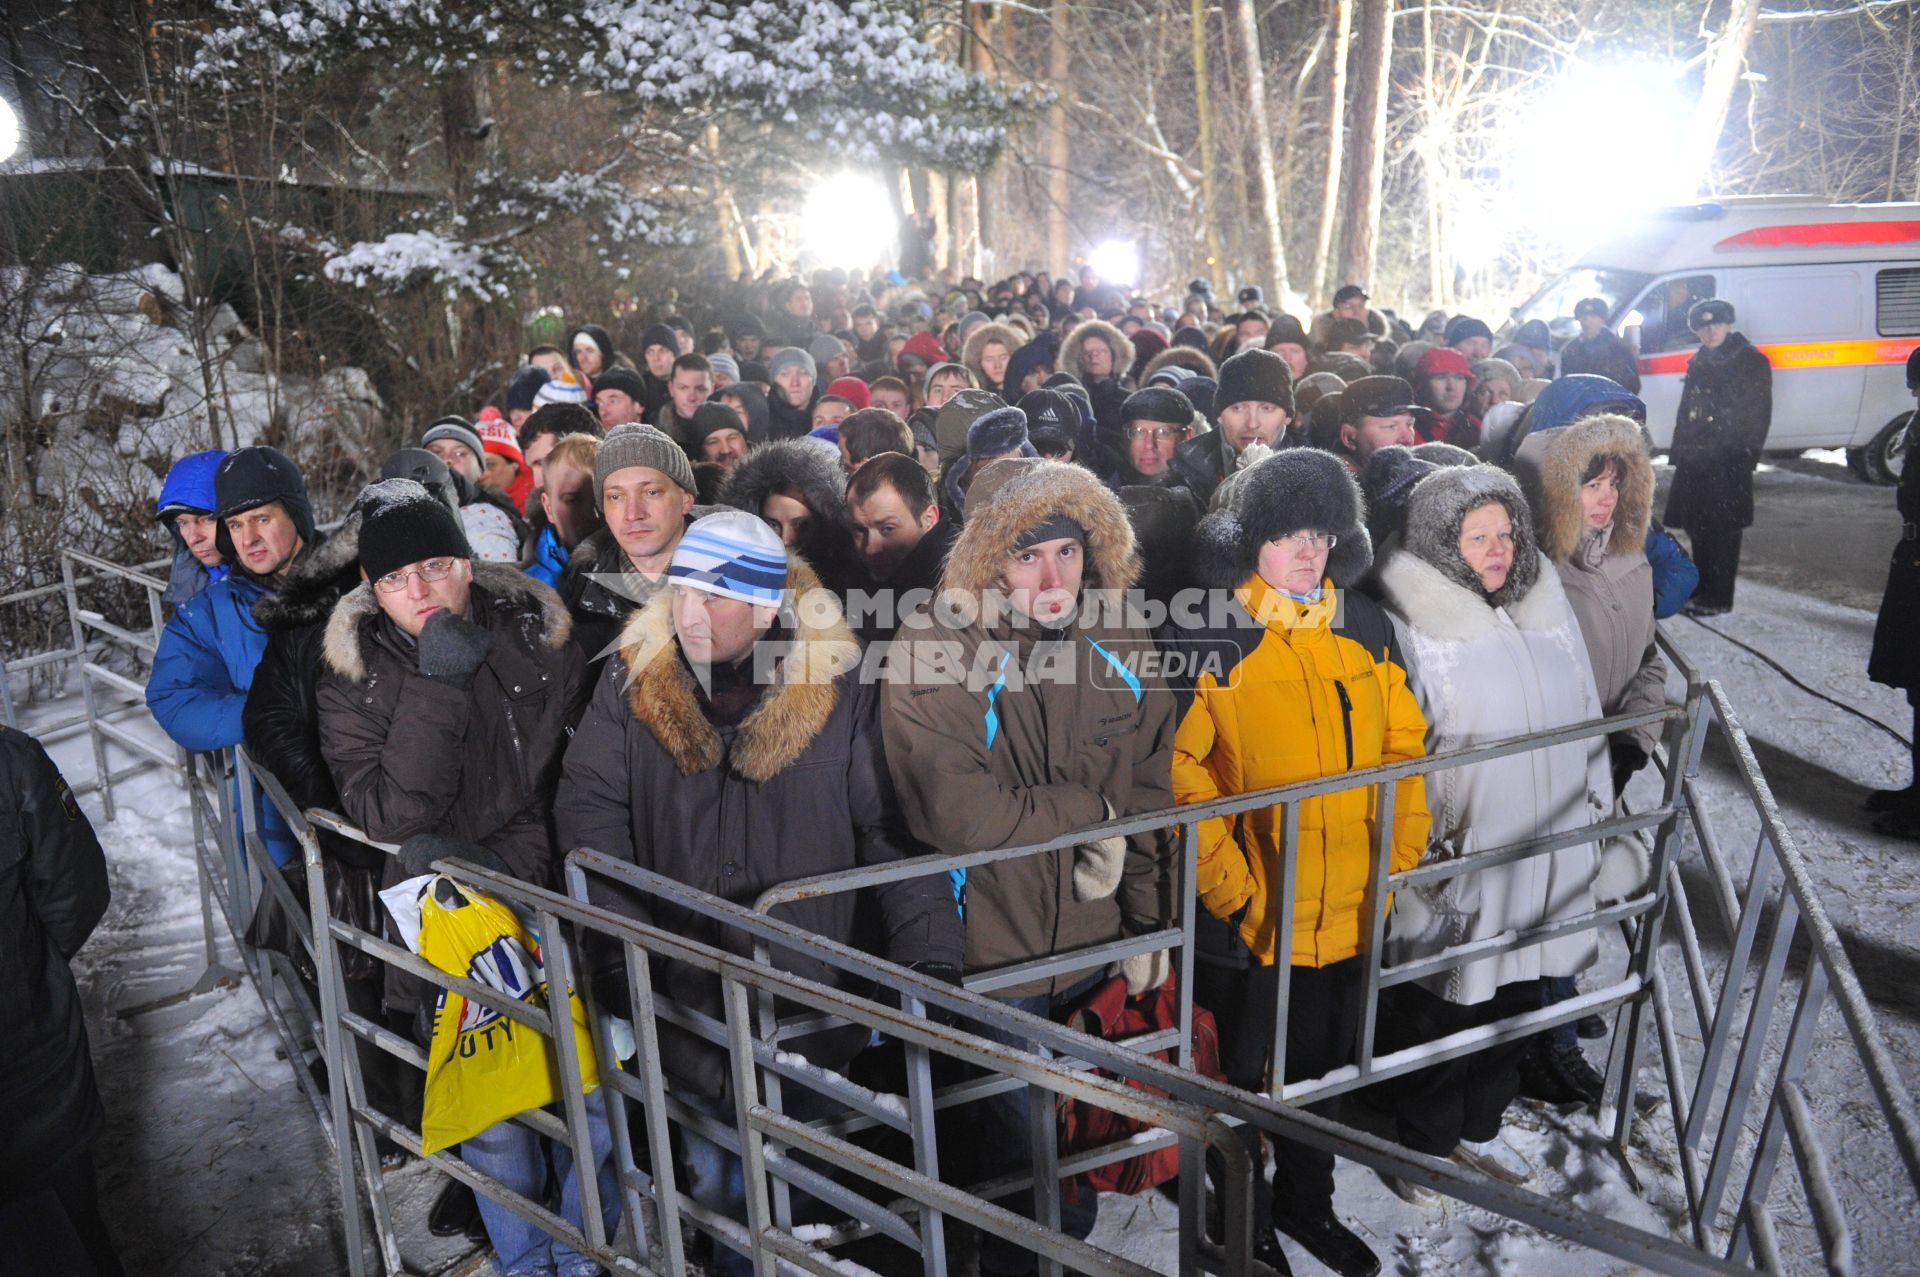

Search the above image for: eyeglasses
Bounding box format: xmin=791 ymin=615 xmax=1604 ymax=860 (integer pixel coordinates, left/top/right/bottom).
xmin=1271 ymin=532 xmax=1338 ymax=551
xmin=374 ymin=557 xmax=458 ymax=593
xmin=1125 ymin=426 xmax=1188 ymax=443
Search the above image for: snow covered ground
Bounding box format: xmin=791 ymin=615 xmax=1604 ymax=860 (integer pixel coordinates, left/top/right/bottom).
xmin=24 ymin=572 xmax=1920 ymax=1276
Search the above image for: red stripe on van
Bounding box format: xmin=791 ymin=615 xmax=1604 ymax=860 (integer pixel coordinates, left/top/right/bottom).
xmin=1640 ymin=338 xmax=1920 ymax=377
xmin=1714 ymin=220 xmax=1920 ymax=250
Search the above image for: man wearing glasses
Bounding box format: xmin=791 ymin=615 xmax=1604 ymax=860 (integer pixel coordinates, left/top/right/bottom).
xmin=1119 ymin=387 xmax=1195 ymax=482
xmin=316 ymin=478 xmax=609 ymax=1277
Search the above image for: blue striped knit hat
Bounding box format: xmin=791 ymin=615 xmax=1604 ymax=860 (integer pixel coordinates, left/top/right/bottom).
xmin=668 ymin=510 xmax=789 ymax=607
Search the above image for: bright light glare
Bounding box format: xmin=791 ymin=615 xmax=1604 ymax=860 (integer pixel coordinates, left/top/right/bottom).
xmin=0 ymin=97 xmax=19 ymax=164
xmin=801 ymin=173 xmax=897 ymax=269
xmin=1461 ymin=61 xmax=1696 ymax=262
xmin=1089 ymin=239 xmax=1141 ymax=288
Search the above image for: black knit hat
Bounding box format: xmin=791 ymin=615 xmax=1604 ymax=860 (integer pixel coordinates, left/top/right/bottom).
xmin=1192 ymin=449 xmax=1372 ymax=590
xmin=1120 ymin=387 xmax=1195 ymax=429
xmin=1444 ymin=314 xmax=1494 ymax=347
xmin=1181 ymin=376 xmax=1219 ymax=420
xmin=687 ymin=401 xmax=748 ymax=448
xmin=638 ymin=323 xmax=679 ymax=356
xmin=1265 ymin=314 xmax=1310 ymax=349
xmin=380 ymin=448 xmax=462 ymax=518
xmin=1016 ymin=389 xmax=1080 ymax=436
xmin=354 ymin=478 xmax=473 ymax=582
xmin=591 ymin=366 xmax=648 ymax=405
xmin=214 ymin=446 xmax=314 ymax=546
xmin=1215 ymin=348 xmax=1296 ymax=417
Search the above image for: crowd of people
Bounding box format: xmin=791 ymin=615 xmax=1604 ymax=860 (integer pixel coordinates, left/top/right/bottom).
xmin=107 ymin=257 xmax=1893 ymax=1277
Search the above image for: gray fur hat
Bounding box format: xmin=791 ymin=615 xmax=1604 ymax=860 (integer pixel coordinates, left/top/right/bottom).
xmin=720 ymin=437 xmax=852 ymax=533
xmin=1191 ymin=449 xmax=1373 ymax=590
xmin=1400 ymin=464 xmax=1540 ymax=610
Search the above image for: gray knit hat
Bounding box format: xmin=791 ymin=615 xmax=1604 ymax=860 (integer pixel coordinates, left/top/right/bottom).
xmin=708 ymin=352 xmax=741 ymax=384
xmin=767 ymin=346 xmax=817 ymax=383
xmin=421 ymin=417 xmax=485 ymax=470
xmin=595 ymin=423 xmax=697 ymax=500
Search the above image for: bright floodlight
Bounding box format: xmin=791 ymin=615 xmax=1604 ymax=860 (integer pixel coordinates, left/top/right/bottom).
xmin=802 ymin=173 xmax=897 ymax=269
xmin=1089 ymin=239 xmax=1141 ymax=288
xmin=1497 ymin=60 xmax=1696 ymax=252
xmin=0 ymin=97 xmax=19 ymax=164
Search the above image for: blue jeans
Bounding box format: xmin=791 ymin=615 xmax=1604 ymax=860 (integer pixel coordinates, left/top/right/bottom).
xmin=461 ymin=1104 xmax=619 ymax=1277
xmin=1541 ymin=975 xmax=1579 ymax=1049
xmin=973 ymin=975 xmax=1103 ymax=1277
xmin=676 ymin=1087 xmax=841 ymax=1277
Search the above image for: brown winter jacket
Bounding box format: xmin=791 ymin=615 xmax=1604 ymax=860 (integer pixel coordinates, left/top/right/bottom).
xmin=882 ymin=460 xmax=1177 ymax=997
xmin=316 ymin=565 xmax=585 ymax=886
xmin=1513 ymin=413 xmax=1668 ymax=757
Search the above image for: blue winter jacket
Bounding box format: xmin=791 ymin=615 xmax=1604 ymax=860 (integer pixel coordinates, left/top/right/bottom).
xmin=146 ymin=572 xmax=296 ymax=865
xmin=157 ymin=449 xmax=231 ymax=604
xmin=523 ymin=523 xmax=570 ymax=588
xmin=1646 ymin=522 xmax=1700 ymax=620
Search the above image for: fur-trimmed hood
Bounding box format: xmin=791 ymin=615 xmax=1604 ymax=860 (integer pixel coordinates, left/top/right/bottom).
xmin=940 ymin=459 xmax=1140 ymax=596
xmin=613 ymin=555 xmax=859 ymax=783
xmin=1190 ymin=449 xmax=1373 ymax=591
xmin=961 ymin=321 xmax=1024 ymax=390
xmin=254 ymin=523 xmax=357 ymax=632
xmin=1378 ymin=545 xmax=1571 ymax=643
xmin=720 ymin=438 xmax=852 ymax=532
xmin=320 ymin=561 xmax=571 ymax=684
xmin=1141 ymin=346 xmax=1217 ymax=384
xmin=1059 ymin=319 xmax=1136 ymax=386
xmin=1510 ymin=413 xmax=1652 ymax=563
xmin=1396 ymin=464 xmax=1543 ymax=614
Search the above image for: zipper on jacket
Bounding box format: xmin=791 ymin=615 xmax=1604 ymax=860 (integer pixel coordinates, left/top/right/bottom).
xmin=1334 ymin=680 xmax=1355 ymax=770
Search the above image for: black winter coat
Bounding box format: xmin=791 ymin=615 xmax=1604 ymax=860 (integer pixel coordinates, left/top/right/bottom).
xmin=1169 ymin=429 xmax=1234 ymax=508
xmin=1664 ymin=333 xmax=1773 ymax=530
xmin=242 ymin=527 xmax=382 ymax=867
xmin=1 ymin=728 xmax=110 ymax=1200
xmin=558 ymin=527 xmax=661 ymax=681
xmin=1869 ymin=430 xmax=1920 ymax=695
xmin=1559 ymin=330 xmax=1642 ymax=393
xmin=556 ymin=562 xmax=963 ymax=1100
xmin=316 ymin=566 xmax=586 ymax=887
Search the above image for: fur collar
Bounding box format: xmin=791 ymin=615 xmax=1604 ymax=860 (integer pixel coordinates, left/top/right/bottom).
xmin=1378 ymin=548 xmax=1570 ymax=643
xmin=961 ymin=321 xmax=1023 ymax=387
xmin=1513 ymin=413 xmax=1653 ymax=562
xmin=614 ymin=556 xmax=858 ymax=782
xmin=940 ymin=460 xmax=1139 ymax=595
xmin=1059 ymin=319 xmax=1135 ymax=385
xmin=255 ymin=523 xmax=357 ymax=632
xmin=321 ymin=562 xmax=572 ymax=683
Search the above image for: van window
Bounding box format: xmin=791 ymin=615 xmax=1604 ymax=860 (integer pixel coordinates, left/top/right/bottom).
xmin=1879 ymin=267 xmax=1920 ymax=336
xmin=1743 ymin=272 xmax=1859 ymax=340
xmin=1629 ymin=275 xmax=1715 ymax=354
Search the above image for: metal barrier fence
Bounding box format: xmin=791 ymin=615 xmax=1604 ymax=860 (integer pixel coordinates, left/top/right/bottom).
xmin=17 ymin=538 xmax=1918 ymax=1276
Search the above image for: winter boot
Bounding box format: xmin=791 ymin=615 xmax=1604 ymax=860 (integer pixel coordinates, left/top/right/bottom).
xmin=1516 ymin=1039 xmax=1605 ymax=1107
xmin=428 ymin=1180 xmax=480 ymax=1239
xmin=1272 ymin=1205 xmax=1380 ymax=1277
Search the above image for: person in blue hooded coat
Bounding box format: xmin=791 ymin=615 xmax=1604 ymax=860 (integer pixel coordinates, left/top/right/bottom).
xmin=156 ymin=449 xmax=229 ymax=604
xmin=146 ymin=447 xmax=317 ymax=867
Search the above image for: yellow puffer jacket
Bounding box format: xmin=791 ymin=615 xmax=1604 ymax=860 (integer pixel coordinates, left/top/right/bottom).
xmin=1170 ymin=575 xmax=1431 ymax=967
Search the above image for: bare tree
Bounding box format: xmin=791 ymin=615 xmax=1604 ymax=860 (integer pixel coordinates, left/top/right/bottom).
xmin=1235 ymin=0 xmax=1292 ymax=298
xmin=1339 ymin=0 xmax=1393 ymax=289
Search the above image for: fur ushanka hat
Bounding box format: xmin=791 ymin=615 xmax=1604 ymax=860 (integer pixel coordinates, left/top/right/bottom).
xmin=1191 ymin=449 xmax=1373 ymax=591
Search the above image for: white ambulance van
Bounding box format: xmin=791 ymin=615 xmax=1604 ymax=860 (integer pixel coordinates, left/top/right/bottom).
xmin=1507 ymin=198 xmax=1920 ymax=481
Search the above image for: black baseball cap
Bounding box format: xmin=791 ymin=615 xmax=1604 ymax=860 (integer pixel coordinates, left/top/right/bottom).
xmin=1332 ymin=284 xmax=1369 ymax=305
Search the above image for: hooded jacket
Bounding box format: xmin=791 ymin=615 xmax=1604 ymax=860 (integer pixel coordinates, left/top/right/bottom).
xmin=881 ymin=461 xmax=1177 ymax=996
xmin=241 ymin=522 xmax=383 ymax=868
xmin=557 ymin=557 xmax=962 ymax=1097
xmin=1060 ymin=320 xmax=1137 ymax=452
xmin=1376 ymin=466 xmax=1611 ymax=1005
xmin=1165 ymin=453 xmax=1430 ymax=969
xmin=1513 ymin=413 xmax=1667 ymax=757
xmin=0 ymin=729 xmax=111 ymax=1201
xmin=1664 ymin=332 xmax=1774 ymax=530
xmin=962 ymin=321 xmax=1024 ymax=399
xmin=721 ymin=439 xmax=864 ymax=597
xmin=157 ymin=450 xmax=230 ymax=604
xmin=316 ymin=566 xmax=585 ymax=886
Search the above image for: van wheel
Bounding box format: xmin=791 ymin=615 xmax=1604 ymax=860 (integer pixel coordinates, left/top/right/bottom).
xmin=1850 ymin=412 xmax=1912 ymax=485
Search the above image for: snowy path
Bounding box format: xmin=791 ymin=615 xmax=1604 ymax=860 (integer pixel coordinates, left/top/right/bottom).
xmin=36 ymin=573 xmax=1920 ymax=1276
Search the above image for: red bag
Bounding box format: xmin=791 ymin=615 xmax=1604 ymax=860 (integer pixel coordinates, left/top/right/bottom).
xmin=1059 ymin=974 xmax=1225 ymax=1202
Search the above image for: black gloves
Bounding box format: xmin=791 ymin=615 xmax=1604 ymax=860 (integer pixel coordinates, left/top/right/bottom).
xmin=1610 ymin=741 xmax=1650 ymax=798
xmin=417 ymin=610 xmax=494 ymax=687
xmin=397 ymin=832 xmax=510 ymax=879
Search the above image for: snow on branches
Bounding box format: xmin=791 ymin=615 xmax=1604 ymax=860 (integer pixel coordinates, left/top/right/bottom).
xmin=321 ymin=231 xmax=511 ymax=301
xmin=194 ymin=0 xmax=1040 ymax=169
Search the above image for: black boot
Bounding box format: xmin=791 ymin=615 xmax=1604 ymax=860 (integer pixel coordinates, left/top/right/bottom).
xmin=1252 ymin=1229 xmax=1294 ymax=1276
xmin=1863 ymin=783 xmax=1920 ymax=813
xmin=1272 ymin=1206 xmax=1379 ymax=1277
xmin=1517 ymin=1039 xmax=1605 ymax=1107
xmin=428 ymin=1179 xmax=480 ymax=1239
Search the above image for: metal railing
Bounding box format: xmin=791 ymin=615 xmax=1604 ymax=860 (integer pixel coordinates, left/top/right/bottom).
xmin=16 ymin=540 xmax=1917 ymax=1276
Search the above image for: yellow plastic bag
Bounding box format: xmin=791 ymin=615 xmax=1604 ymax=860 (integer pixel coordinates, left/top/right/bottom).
xmin=415 ymin=878 xmax=599 ymax=1155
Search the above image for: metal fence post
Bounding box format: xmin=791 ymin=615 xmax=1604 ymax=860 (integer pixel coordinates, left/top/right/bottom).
xmin=61 ymin=551 xmax=114 ymax=821
xmin=722 ymin=977 xmax=778 ymax=1277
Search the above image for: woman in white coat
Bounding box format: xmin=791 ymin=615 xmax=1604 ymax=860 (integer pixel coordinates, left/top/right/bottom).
xmin=1374 ymin=464 xmax=1612 ymax=1193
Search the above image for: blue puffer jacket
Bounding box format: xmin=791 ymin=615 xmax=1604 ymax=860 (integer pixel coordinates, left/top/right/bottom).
xmin=157 ymin=449 xmax=231 ymax=604
xmin=146 ymin=571 xmax=296 ymax=865
xmin=1646 ymin=520 xmax=1700 ymax=619
xmin=523 ymin=523 xmax=570 ymax=588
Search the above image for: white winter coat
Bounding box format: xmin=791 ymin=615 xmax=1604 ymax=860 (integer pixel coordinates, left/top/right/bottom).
xmin=1378 ymin=549 xmax=1612 ymax=1005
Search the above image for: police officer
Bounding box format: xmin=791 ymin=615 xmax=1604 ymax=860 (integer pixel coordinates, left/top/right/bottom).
xmin=1866 ymin=347 xmax=1920 ymax=835
xmin=1663 ymin=299 xmax=1773 ymax=616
